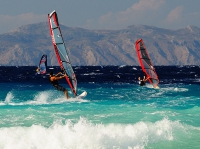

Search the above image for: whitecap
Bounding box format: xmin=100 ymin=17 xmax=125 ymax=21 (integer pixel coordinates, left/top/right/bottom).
xmin=0 ymin=117 xmax=190 ymax=149
xmin=5 ymin=92 xmax=14 ymax=103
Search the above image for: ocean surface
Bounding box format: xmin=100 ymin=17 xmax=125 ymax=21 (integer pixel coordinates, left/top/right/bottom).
xmin=0 ymin=66 xmax=200 ymax=149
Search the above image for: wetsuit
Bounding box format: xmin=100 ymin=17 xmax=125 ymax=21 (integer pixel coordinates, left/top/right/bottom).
xmin=139 ymin=80 xmax=145 ymax=86
xmin=50 ymin=79 xmax=66 ymax=92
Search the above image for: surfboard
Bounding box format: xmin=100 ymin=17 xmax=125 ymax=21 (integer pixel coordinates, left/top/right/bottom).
xmin=154 ymin=86 xmax=160 ymax=89
xmin=77 ymin=91 xmax=87 ymax=99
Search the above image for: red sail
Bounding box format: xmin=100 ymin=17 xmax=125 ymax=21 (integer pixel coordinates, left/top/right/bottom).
xmin=135 ymin=39 xmax=159 ymax=88
xmin=48 ymin=10 xmax=77 ymax=96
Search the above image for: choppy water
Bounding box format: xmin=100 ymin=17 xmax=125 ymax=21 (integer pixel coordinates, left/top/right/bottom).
xmin=0 ymin=66 xmax=200 ymax=149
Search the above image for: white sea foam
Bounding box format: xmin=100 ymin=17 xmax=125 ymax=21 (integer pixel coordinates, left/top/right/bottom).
xmin=0 ymin=117 xmax=191 ymax=149
xmin=145 ymin=84 xmax=154 ymax=88
xmin=52 ymin=96 xmax=89 ymax=104
xmin=119 ymin=65 xmax=126 ymax=68
xmin=33 ymin=91 xmax=51 ymax=104
xmin=173 ymin=87 xmax=188 ymax=92
xmin=5 ymin=92 xmax=14 ymax=103
xmin=0 ymin=92 xmax=15 ymax=105
xmin=147 ymin=86 xmax=189 ymax=99
xmin=30 ymin=91 xmax=88 ymax=105
xmin=132 ymin=67 xmax=137 ymax=70
xmin=2 ymin=90 xmax=88 ymax=106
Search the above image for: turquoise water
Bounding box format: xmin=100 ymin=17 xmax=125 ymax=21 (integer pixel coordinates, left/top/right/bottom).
xmin=0 ymin=81 xmax=200 ymax=149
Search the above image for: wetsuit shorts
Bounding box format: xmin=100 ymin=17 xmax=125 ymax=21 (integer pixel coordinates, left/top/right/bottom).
xmin=53 ymin=84 xmax=66 ymax=92
xmin=139 ymin=81 xmax=145 ymax=86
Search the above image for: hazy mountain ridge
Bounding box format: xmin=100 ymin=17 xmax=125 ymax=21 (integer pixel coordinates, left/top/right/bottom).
xmin=0 ymin=22 xmax=199 ymax=66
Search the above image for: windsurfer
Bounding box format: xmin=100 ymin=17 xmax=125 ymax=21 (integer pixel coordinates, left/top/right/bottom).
xmin=36 ymin=67 xmax=40 ymax=74
xmin=49 ymin=72 xmax=70 ymax=99
xmin=138 ymin=76 xmax=149 ymax=86
xmin=36 ymin=54 xmax=47 ymax=75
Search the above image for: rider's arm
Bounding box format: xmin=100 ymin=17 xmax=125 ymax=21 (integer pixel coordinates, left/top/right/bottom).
xmin=144 ymin=77 xmax=150 ymax=82
xmin=55 ymin=72 xmax=62 ymax=76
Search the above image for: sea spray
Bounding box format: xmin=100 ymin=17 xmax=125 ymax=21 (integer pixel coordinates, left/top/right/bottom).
xmin=0 ymin=117 xmax=197 ymax=149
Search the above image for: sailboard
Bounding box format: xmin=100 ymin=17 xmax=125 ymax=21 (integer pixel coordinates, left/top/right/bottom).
xmin=135 ymin=39 xmax=159 ymax=88
xmin=77 ymin=91 xmax=87 ymax=99
xmin=48 ymin=10 xmax=77 ymax=96
xmin=36 ymin=54 xmax=47 ymax=74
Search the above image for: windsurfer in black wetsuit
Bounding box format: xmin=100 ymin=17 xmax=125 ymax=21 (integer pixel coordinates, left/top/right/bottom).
xmin=49 ymin=72 xmax=70 ymax=99
xmin=138 ymin=76 xmax=149 ymax=86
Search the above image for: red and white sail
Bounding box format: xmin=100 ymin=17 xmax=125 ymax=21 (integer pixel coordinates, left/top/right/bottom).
xmin=48 ymin=10 xmax=77 ymax=96
xmin=135 ymin=39 xmax=159 ymax=88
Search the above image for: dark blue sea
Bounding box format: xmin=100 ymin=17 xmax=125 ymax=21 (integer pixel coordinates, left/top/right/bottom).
xmin=0 ymin=66 xmax=200 ymax=149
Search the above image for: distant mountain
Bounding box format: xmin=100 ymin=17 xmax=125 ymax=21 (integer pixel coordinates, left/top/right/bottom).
xmin=0 ymin=22 xmax=200 ymax=66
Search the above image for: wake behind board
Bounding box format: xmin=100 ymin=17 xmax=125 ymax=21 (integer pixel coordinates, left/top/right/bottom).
xmin=77 ymin=91 xmax=87 ymax=99
xmin=145 ymin=84 xmax=159 ymax=89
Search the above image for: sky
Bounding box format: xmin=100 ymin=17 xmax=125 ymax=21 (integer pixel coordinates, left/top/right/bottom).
xmin=0 ymin=0 xmax=200 ymax=34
